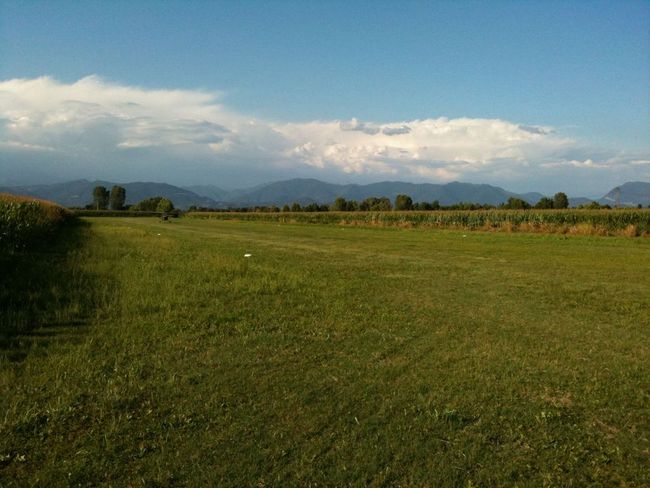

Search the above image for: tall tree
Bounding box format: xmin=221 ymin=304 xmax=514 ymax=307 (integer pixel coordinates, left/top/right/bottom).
xmin=553 ymin=192 xmax=569 ymax=209
xmin=332 ymin=197 xmax=348 ymax=211
xmin=394 ymin=194 xmax=413 ymax=211
xmin=109 ymin=185 xmax=126 ymax=210
xmin=92 ymin=186 xmax=109 ymax=210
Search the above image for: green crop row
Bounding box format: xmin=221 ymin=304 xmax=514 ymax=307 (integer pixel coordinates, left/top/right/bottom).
xmin=186 ymin=209 xmax=650 ymax=236
xmin=0 ymin=194 xmax=72 ymax=254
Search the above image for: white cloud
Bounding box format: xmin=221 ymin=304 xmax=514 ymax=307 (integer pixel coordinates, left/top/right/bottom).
xmin=0 ymin=75 xmax=647 ymax=193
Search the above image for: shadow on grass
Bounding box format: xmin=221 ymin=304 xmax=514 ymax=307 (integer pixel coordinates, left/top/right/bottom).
xmin=0 ymin=219 xmax=106 ymax=362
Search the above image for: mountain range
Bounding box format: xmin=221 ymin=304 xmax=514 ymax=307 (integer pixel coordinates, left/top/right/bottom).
xmin=1 ymin=179 xmax=649 ymax=209
xmin=0 ymin=180 xmax=217 ymax=209
xmin=187 ymin=179 xmax=547 ymax=208
xmin=600 ymin=182 xmax=650 ymax=207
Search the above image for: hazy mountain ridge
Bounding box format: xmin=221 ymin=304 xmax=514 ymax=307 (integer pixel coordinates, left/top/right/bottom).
xmin=193 ymin=179 xmax=548 ymax=207
xmin=2 ymin=178 xmax=648 ymax=209
xmin=0 ymin=180 xmax=219 ymax=209
xmin=182 ymin=185 xmax=231 ymax=202
xmin=599 ymin=182 xmax=650 ymax=206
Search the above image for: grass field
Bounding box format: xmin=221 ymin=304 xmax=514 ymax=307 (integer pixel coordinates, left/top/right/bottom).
xmin=1 ymin=217 xmax=649 ymax=486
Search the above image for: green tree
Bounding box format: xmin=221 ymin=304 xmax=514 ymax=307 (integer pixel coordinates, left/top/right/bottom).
xmin=156 ymin=198 xmax=174 ymax=213
xmin=360 ymin=196 xmax=392 ymax=211
xmin=132 ymin=196 xmax=163 ymax=211
xmin=535 ymin=197 xmax=554 ymax=209
xmin=290 ymin=202 xmax=302 ymax=212
xmin=92 ymin=186 xmax=109 ymax=210
xmin=281 ymin=204 xmax=290 ymax=212
xmin=359 ymin=198 xmax=372 ymax=211
xmin=553 ymin=192 xmax=569 ymax=209
xmin=346 ymin=200 xmax=359 ymax=211
xmin=374 ymin=197 xmax=392 ymax=211
xmin=502 ymin=197 xmax=531 ymax=210
xmin=109 ymin=186 xmax=126 ymax=210
xmin=394 ymin=194 xmax=413 ymax=211
xmin=332 ymin=197 xmax=348 ymax=211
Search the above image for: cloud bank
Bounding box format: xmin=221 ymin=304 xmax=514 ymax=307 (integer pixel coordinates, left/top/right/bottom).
xmin=1 ymin=76 xmax=648 ymax=193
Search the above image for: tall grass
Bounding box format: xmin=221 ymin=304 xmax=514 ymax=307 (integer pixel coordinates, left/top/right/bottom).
xmin=0 ymin=193 xmax=72 ymax=254
xmin=187 ymin=209 xmax=650 ymax=236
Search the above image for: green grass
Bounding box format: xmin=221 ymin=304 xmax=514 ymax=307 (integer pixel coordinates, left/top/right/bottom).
xmin=1 ymin=217 xmax=649 ymax=486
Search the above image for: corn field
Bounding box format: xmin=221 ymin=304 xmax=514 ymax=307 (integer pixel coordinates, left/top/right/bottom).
xmin=187 ymin=209 xmax=650 ymax=236
xmin=0 ymin=193 xmax=72 ymax=254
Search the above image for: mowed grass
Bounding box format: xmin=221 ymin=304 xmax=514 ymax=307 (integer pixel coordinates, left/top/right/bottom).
xmin=1 ymin=218 xmax=649 ymax=486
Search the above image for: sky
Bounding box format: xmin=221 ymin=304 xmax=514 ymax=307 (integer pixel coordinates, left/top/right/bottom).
xmin=0 ymin=0 xmax=648 ymax=196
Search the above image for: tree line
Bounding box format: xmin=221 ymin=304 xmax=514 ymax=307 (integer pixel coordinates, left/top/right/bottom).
xmin=189 ymin=192 xmax=577 ymax=213
xmin=90 ymin=186 xmax=174 ymax=212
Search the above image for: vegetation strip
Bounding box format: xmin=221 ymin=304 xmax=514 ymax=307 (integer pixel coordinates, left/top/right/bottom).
xmin=188 ymin=209 xmax=650 ymax=236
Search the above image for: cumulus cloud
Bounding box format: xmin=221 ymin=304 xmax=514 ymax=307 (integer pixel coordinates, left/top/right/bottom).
xmin=0 ymin=75 xmax=647 ymax=192
xmin=339 ymin=118 xmax=380 ymax=135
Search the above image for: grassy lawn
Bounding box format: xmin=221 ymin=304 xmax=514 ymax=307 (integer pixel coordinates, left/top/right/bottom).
xmin=1 ymin=217 xmax=649 ymax=486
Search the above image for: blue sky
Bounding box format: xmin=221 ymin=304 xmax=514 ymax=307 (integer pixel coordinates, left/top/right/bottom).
xmin=0 ymin=0 xmax=648 ymax=195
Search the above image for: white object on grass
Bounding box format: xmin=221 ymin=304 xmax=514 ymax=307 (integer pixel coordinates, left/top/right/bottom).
xmin=244 ymin=253 xmax=252 ymax=258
